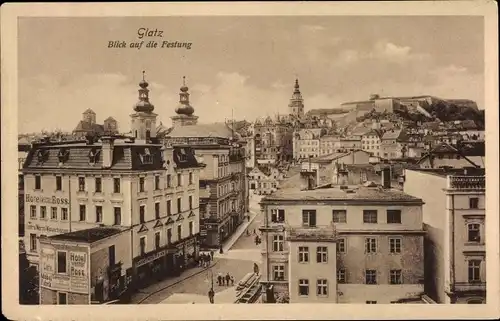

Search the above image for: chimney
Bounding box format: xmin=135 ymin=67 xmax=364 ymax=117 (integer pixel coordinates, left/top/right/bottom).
xmin=101 ymin=136 xmax=115 ymax=168
xmin=381 ymin=167 xmax=391 ymax=189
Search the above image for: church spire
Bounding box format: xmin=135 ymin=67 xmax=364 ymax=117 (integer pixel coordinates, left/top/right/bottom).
xmin=134 ymin=70 xmax=154 ymax=113
xmin=289 ymin=77 xmax=304 ymax=118
xmin=175 ymin=76 xmax=195 ymax=116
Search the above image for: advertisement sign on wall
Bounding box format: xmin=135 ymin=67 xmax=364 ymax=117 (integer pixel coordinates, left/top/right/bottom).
xmin=69 ymin=251 xmax=89 ymax=293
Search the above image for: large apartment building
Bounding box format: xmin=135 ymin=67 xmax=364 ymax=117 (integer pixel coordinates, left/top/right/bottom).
xmin=163 ymin=79 xmax=249 ymax=249
xmin=259 ymin=168 xmax=426 ymax=304
xmin=404 ymin=168 xmax=486 ymax=304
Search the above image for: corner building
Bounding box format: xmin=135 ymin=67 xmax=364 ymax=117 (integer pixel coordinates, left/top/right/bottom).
xmin=24 ymin=74 xmax=204 ymax=304
xmin=259 ymin=170 xmax=425 ymax=304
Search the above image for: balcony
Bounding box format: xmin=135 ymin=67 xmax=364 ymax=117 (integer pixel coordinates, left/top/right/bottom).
xmin=453 ymin=281 xmax=486 ymax=293
xmin=286 ymin=225 xmax=337 ymax=242
xmin=447 ymin=176 xmax=485 ymax=190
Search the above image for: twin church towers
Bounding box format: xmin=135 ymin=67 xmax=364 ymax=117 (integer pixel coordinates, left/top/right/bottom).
xmin=130 ymin=71 xmax=198 ymax=140
xmin=130 ymin=71 xmax=305 ymax=140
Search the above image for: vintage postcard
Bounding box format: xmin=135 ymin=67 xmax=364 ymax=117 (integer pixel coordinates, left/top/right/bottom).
xmin=1 ymin=1 xmax=499 ymax=320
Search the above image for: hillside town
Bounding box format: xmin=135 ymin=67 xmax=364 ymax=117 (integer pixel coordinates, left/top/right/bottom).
xmin=18 ymin=75 xmax=486 ymax=305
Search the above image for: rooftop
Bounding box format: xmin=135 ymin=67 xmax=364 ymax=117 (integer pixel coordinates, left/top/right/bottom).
xmin=406 ymin=167 xmax=485 ymax=178
xmin=167 ymin=122 xmax=242 ymax=140
xmin=263 ymin=184 xmax=422 ymax=203
xmin=48 ymin=227 xmax=127 ymax=244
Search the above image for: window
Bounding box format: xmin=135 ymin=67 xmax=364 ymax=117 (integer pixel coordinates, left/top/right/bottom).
xmin=56 ymin=176 xmax=62 ymax=191
xmin=189 ymin=172 xmax=193 ymax=185
xmin=363 ymin=210 xmax=378 ymax=223
xmin=298 ymin=246 xmax=309 ymax=263
xmin=333 ymin=210 xmax=347 ymax=223
xmin=390 ymin=269 xmax=402 ymax=284
xmin=366 ymin=301 xmax=377 ymax=304
xmin=29 ymin=234 xmax=37 ymax=251
xmin=114 ymin=207 xmax=121 ymax=225
xmin=139 ymin=177 xmax=145 ymax=192
xmin=365 ymin=238 xmax=377 ymax=253
xmin=166 ymin=200 xmax=171 ymax=215
xmin=61 ymin=208 xmax=68 ymax=221
xmin=166 ymin=174 xmax=171 ymax=188
xmin=40 ymin=206 xmax=46 ymax=219
xmin=57 ymin=292 xmax=67 ymax=305
xmin=139 ymin=205 xmax=145 ymax=223
xmin=78 ymin=177 xmax=85 ymax=192
xmin=337 ymin=238 xmax=346 ymax=253
xmin=189 ymin=196 xmax=193 ymax=210
xmin=365 ymin=269 xmax=377 ymax=284
xmin=57 ymin=251 xmax=67 ymax=274
xmin=167 ymin=228 xmax=172 ymax=244
xmin=95 ymin=205 xmax=102 ymax=223
xmin=140 ymin=237 xmax=146 ymax=255
xmin=271 ymin=209 xmax=285 ymax=223
xmin=30 ymin=205 xmax=37 ymax=219
xmin=468 ymin=260 xmax=481 ymax=283
xmin=272 ymin=265 xmax=285 ymax=281
xmin=302 ymin=210 xmax=317 ymax=227
xmin=155 ymin=232 xmax=161 ymax=249
xmin=272 ymin=235 xmax=284 ymax=252
xmin=155 ymin=175 xmax=160 ymax=190
xmin=316 ymin=246 xmax=328 ymax=263
xmin=95 ymin=177 xmax=102 ymax=193
xmin=51 ymin=207 xmax=57 ymax=220
xmin=468 ymin=224 xmax=481 ymax=242
xmin=177 ymin=225 xmax=182 ymax=240
xmin=113 ymin=178 xmax=121 ymax=193
xmin=177 ymin=173 xmax=182 ymax=187
xmin=317 ymin=279 xmax=328 ymax=296
xmin=298 ymin=279 xmax=309 ymax=296
xmin=35 ymin=175 xmax=41 ymax=190
xmin=387 ymin=210 xmax=401 ymax=224
xmin=177 ymin=197 xmax=182 ymax=213
xmin=389 ymin=237 xmax=402 ymax=254
xmin=79 ymin=205 xmax=86 ymax=221
xmin=189 ymin=221 xmax=194 ymax=236
xmin=469 ymin=197 xmax=479 ymax=209
xmin=155 ymin=202 xmax=160 ymax=219
xmin=337 ymin=268 xmax=346 ymax=284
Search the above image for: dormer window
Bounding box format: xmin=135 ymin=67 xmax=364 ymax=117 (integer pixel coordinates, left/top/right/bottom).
xmin=57 ymin=148 xmax=70 ymax=164
xmin=140 ymin=148 xmax=153 ymax=164
xmin=36 ymin=150 xmax=49 ymax=164
xmin=88 ymin=148 xmax=101 ymax=165
xmin=178 ymin=148 xmax=187 ymax=162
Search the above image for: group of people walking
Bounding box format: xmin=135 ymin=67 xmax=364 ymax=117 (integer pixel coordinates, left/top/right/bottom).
xmin=217 ymin=272 xmax=235 ymax=286
xmin=198 ymin=250 xmax=214 ymax=268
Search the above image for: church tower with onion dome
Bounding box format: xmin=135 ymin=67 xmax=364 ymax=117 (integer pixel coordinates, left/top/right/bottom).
xmin=288 ymin=78 xmax=305 ymax=119
xmin=130 ymin=71 xmax=158 ymax=140
xmin=171 ymin=76 xmax=199 ymax=127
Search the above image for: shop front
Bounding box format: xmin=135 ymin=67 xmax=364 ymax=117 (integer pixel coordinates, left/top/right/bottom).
xmin=133 ymin=248 xmax=167 ymax=289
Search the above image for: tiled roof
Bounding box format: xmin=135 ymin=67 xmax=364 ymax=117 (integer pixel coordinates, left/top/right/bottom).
xmin=73 ymin=121 xmax=105 ymax=133
xmin=172 ymin=146 xmax=203 ymax=169
xmin=23 ymin=140 xmax=165 ymax=171
xmin=382 ymin=129 xmax=403 ymax=140
xmin=265 ymin=185 xmax=422 ymax=203
xmin=362 ymin=129 xmax=382 ymax=137
xmin=48 ymin=227 xmax=127 ymax=243
xmin=168 ymin=123 xmax=241 ymax=140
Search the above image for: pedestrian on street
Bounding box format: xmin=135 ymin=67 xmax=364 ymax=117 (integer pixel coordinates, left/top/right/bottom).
xmin=210 ymin=250 xmax=214 ymax=261
xmin=230 ymin=276 xmax=235 ymax=286
xmin=219 ymin=245 xmax=224 ymax=254
xmin=254 ymin=235 xmax=259 ymax=246
xmin=217 ymin=273 xmax=222 ymax=286
xmin=225 ymin=273 xmax=231 ymax=286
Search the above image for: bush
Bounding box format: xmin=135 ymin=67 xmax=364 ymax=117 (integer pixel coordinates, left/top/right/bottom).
xmin=275 ymin=292 xmax=290 ymax=304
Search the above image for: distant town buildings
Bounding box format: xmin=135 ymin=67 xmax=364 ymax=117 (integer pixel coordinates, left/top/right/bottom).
xmin=73 ymin=109 xmax=119 ymax=138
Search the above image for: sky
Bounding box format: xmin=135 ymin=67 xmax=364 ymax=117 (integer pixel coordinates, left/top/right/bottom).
xmin=18 ymin=16 xmax=484 ymax=133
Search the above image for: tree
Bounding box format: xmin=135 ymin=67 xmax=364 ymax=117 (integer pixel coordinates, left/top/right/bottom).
xmin=19 ymin=252 xmax=39 ymax=304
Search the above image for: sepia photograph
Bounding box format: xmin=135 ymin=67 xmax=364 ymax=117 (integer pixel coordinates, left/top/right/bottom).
xmin=1 ymin=1 xmax=499 ymax=320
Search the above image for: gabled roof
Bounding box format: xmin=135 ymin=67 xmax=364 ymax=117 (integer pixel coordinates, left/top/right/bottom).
xmin=73 ymin=121 xmax=104 ymax=133
xmin=416 ymin=142 xmax=481 ymax=168
xmin=83 ymin=108 xmax=96 ymax=114
xmin=382 ymin=129 xmax=405 ymax=140
xmin=362 ymin=129 xmax=382 ymax=138
xmin=104 ymin=116 xmax=116 ymax=122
